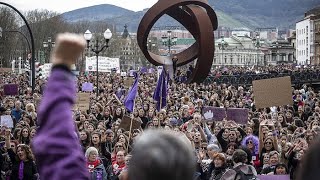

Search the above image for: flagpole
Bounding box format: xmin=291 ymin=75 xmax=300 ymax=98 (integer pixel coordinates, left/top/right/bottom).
xmin=127 ymin=72 xmax=139 ymax=151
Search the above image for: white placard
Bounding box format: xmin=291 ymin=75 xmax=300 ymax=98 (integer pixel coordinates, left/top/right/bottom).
xmin=157 ymin=66 xmax=163 ymax=80
xmin=85 ymin=56 xmax=120 ymax=73
xmin=0 ymin=115 xmax=14 ymax=128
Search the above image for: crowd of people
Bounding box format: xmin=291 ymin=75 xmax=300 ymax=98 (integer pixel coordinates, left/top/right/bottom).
xmin=1 ymin=35 xmax=320 ymax=180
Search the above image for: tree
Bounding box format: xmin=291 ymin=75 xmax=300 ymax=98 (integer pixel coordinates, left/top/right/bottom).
xmin=0 ymin=7 xmax=20 ymax=67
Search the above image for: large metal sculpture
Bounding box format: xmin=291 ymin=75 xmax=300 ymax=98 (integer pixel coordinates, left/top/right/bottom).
xmin=137 ymin=0 xmax=218 ymax=83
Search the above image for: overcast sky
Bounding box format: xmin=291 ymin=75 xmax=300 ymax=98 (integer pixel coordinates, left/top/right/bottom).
xmin=1 ymin=0 xmax=158 ymax=13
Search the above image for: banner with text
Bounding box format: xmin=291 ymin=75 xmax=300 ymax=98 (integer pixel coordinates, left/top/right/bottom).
xmin=85 ymin=56 xmax=120 ymax=73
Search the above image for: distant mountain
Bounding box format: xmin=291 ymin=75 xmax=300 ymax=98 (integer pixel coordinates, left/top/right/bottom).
xmin=61 ymin=4 xmax=248 ymax=32
xmin=209 ymin=0 xmax=320 ymax=29
xmin=61 ymin=1 xmax=320 ymax=32
xmin=62 ymin=4 xmax=134 ymax=22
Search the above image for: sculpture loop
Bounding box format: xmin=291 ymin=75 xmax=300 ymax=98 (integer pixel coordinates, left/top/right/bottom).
xmin=137 ymin=0 xmax=218 ymax=83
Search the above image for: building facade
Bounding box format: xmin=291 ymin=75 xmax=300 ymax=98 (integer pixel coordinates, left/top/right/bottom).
xmin=213 ymin=35 xmax=265 ymax=66
xmin=296 ymin=18 xmax=313 ymax=65
xmin=266 ymin=40 xmax=296 ymax=65
xmin=296 ymin=7 xmax=320 ymax=65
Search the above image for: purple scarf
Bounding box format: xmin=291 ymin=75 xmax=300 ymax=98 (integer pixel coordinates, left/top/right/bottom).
xmin=18 ymin=161 xmax=24 ymax=180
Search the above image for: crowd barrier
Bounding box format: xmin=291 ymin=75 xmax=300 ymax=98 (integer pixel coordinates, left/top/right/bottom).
xmin=203 ymin=71 xmax=320 ymax=86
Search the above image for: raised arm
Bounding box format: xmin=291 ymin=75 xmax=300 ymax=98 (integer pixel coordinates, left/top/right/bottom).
xmin=32 ymin=34 xmax=89 ymax=180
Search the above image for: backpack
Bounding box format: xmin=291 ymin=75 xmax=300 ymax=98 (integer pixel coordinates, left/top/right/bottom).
xmin=233 ymin=167 xmax=258 ymax=180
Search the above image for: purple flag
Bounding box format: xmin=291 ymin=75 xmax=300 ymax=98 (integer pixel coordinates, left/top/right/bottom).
xmin=153 ymin=68 xmax=167 ymax=111
xmin=123 ymin=72 xmax=139 ymax=112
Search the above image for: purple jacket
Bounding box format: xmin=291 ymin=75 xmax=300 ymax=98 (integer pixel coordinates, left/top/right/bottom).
xmin=33 ymin=67 xmax=89 ymax=179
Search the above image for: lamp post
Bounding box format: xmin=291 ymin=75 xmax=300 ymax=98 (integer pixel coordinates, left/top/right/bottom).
xmin=147 ymin=38 xmax=156 ymax=52
xmin=43 ymin=37 xmax=55 ymax=64
xmin=218 ymin=35 xmax=228 ymax=65
xmin=252 ymin=33 xmax=262 ymax=66
xmin=0 ymin=2 xmax=36 ymax=94
xmin=162 ymin=30 xmax=177 ymax=56
xmin=84 ymin=29 xmax=112 ymax=99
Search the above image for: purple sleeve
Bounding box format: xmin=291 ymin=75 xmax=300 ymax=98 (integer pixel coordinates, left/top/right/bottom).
xmin=32 ymin=68 xmax=89 ymax=180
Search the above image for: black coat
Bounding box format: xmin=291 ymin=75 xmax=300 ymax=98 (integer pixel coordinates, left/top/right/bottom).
xmin=8 ymin=149 xmax=38 ymax=180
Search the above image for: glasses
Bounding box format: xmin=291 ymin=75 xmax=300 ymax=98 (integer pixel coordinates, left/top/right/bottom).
xmin=246 ymin=140 xmax=253 ymax=145
xmin=115 ymin=145 xmax=123 ymax=148
xmin=265 ymin=141 xmax=273 ymax=145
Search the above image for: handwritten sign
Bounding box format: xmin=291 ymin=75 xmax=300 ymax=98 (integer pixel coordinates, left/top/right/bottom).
xmin=74 ymin=93 xmax=90 ymax=111
xmin=0 ymin=115 xmax=14 ymax=128
xmin=253 ymin=76 xmax=292 ymax=108
xmin=123 ymin=77 xmax=134 ymax=88
xmin=226 ymin=108 xmax=248 ymax=124
xmin=3 ymin=84 xmax=18 ymax=96
xmin=119 ymin=115 xmax=142 ymax=131
xmin=81 ymin=83 xmax=93 ymax=92
xmin=202 ymin=106 xmax=226 ymax=121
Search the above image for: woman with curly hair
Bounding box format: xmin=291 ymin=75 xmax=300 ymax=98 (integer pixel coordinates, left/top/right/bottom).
xmin=241 ymin=135 xmax=260 ymax=168
xmin=5 ymin=128 xmax=38 ymax=179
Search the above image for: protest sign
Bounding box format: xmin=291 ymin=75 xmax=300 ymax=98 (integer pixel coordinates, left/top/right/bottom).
xmin=119 ymin=115 xmax=142 ymax=131
xmin=85 ymin=56 xmax=120 ymax=73
xmin=202 ymin=106 xmax=226 ymax=121
xmin=81 ymin=83 xmax=93 ymax=92
xmin=253 ymin=76 xmax=292 ymax=109
xmin=257 ymin=175 xmax=290 ymax=180
xmin=226 ymin=108 xmax=248 ymax=124
xmin=74 ymin=93 xmax=90 ymax=111
xmin=3 ymin=84 xmax=18 ymax=96
xmin=0 ymin=115 xmax=14 ymax=128
xmin=124 ymin=77 xmax=134 ymax=88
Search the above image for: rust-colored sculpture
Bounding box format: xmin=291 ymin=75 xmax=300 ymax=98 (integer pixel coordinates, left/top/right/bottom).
xmin=137 ymin=0 xmax=218 ymax=83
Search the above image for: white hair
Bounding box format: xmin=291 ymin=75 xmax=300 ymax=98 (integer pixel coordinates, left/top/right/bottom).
xmin=85 ymin=147 xmax=98 ymax=158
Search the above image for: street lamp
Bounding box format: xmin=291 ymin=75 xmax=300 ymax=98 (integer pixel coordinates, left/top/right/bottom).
xmin=84 ymin=29 xmax=112 ymax=99
xmin=218 ymin=36 xmax=228 ymax=64
xmin=147 ymin=38 xmax=156 ymax=51
xmin=43 ymin=37 xmax=55 ymax=64
xmin=252 ymin=33 xmax=262 ymax=66
xmin=162 ymin=30 xmax=177 ymax=55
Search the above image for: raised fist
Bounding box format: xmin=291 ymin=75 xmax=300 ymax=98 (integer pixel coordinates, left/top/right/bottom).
xmin=203 ymin=110 xmax=213 ymax=120
xmin=51 ymin=33 xmax=87 ymax=68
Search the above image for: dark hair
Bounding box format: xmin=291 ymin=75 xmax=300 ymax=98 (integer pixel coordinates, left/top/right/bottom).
xmin=239 ymin=146 xmax=253 ymax=165
xmin=227 ymin=142 xmax=238 ymax=150
xmin=274 ymin=163 xmax=288 ymax=175
xmin=129 ymin=130 xmax=195 ymax=180
xmin=232 ymin=149 xmax=248 ymax=163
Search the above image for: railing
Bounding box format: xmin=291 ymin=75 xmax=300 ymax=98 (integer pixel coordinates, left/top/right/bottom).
xmin=203 ymin=71 xmax=320 ymax=86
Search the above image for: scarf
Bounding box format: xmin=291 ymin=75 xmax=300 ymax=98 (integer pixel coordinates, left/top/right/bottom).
xmin=18 ymin=161 xmax=24 ymax=180
xmin=87 ymin=159 xmax=100 ymax=172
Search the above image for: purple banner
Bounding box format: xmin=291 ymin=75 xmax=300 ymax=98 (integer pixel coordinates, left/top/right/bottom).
xmin=3 ymin=84 xmax=18 ymax=96
xmin=81 ymin=83 xmax=93 ymax=92
xmin=202 ymin=106 xmax=226 ymax=121
xmin=226 ymin=108 xmax=248 ymax=124
xmin=257 ymin=175 xmax=290 ymax=180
